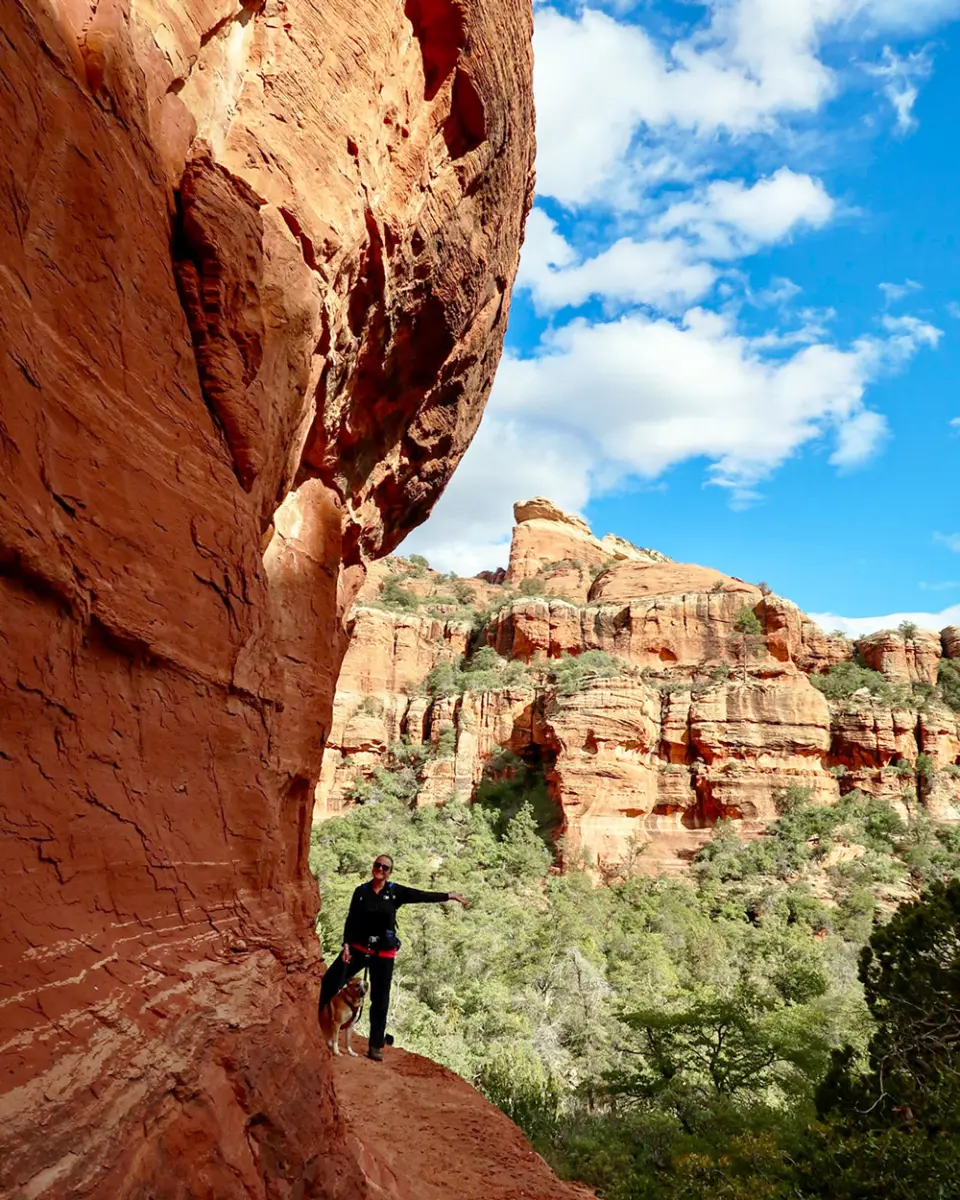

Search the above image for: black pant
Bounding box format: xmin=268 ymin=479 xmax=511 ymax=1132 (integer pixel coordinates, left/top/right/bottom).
xmin=318 ymin=950 xmax=394 ymax=1050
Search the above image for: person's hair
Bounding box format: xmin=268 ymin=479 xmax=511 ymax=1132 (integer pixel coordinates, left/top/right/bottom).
xmin=374 ymin=853 xmax=394 ymax=869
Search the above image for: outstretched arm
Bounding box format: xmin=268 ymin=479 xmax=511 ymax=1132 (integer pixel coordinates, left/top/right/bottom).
xmin=392 ymin=884 xmax=470 ymax=908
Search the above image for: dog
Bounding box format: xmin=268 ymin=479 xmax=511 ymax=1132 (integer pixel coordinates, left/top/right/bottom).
xmin=319 ymin=976 xmax=367 ymax=1057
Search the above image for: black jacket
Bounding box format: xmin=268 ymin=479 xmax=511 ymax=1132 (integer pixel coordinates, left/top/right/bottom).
xmin=342 ymin=880 xmax=449 ymax=949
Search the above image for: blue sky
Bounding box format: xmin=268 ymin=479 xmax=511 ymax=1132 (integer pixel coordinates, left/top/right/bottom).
xmin=403 ymin=0 xmax=960 ymax=634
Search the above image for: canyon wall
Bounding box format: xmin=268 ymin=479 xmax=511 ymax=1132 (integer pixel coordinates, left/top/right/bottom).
xmin=0 ymin=1 xmax=534 ymax=1195
xmin=318 ymin=502 xmax=960 ymax=873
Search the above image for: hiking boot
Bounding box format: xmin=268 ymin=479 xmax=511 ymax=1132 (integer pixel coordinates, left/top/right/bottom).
xmin=367 ymin=1046 xmax=384 ymax=1062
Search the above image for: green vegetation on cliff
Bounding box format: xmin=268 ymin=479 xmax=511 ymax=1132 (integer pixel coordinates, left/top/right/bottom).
xmin=311 ymin=779 xmax=960 ymax=1199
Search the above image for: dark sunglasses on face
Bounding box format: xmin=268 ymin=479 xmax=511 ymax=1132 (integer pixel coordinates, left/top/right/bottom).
xmin=373 ymin=862 xmax=392 ymax=872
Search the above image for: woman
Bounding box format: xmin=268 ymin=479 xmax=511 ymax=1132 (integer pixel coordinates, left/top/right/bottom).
xmin=318 ymin=854 xmax=469 ymax=1061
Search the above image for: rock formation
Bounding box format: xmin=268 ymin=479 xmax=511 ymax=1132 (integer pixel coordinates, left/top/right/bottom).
xmin=317 ymin=501 xmax=960 ymax=873
xmin=0 ymin=0 xmax=534 ymax=1194
xmin=507 ymin=497 xmax=669 ymax=602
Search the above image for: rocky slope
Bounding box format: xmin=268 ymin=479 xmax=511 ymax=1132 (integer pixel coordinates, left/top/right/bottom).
xmin=0 ymin=2 xmax=534 ymax=1196
xmin=317 ymin=500 xmax=960 ymax=873
xmin=331 ymin=1041 xmax=593 ymax=1200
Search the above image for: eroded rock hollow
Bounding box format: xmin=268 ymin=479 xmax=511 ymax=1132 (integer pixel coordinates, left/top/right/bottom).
xmin=0 ymin=0 xmax=534 ymax=1193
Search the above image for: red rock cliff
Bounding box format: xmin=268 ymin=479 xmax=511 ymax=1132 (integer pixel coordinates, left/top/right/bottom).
xmin=0 ymin=0 xmax=534 ymax=1194
xmin=318 ymin=502 xmax=960 ymax=874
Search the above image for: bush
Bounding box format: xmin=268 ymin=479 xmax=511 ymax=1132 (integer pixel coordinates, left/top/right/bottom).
xmin=939 ymin=658 xmax=960 ymax=712
xmin=810 ymin=661 xmax=911 ymax=707
xmin=436 ymin=726 xmax=457 ymax=758
xmin=381 ymin=576 xmax=420 ymax=611
xmin=546 ymin=650 xmax=624 ymax=695
xmin=408 ymin=553 xmax=430 ymax=575
xmin=424 ymin=648 xmax=532 ymax=699
xmin=519 ymin=577 xmax=545 ymax=596
xmin=773 ymin=784 xmax=813 ymax=816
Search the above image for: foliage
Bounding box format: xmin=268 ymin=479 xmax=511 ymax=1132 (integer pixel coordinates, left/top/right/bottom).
xmin=310 ymin=784 xmax=960 ymax=1199
xmin=451 ymin=579 xmax=477 ymax=606
xmin=381 ymin=575 xmax=420 ymax=611
xmin=810 ymin=661 xmax=913 ymax=708
xmin=519 ymin=577 xmax=546 ymax=595
xmin=408 ymin=553 xmax=430 ymax=574
xmin=897 ymin=620 xmax=919 ymax=642
xmin=805 ymin=881 xmax=960 ymax=1199
xmin=939 ymin=658 xmax=960 ymax=712
xmin=424 ymin=647 xmax=532 ymax=699
xmin=435 ymin=726 xmax=457 ymax=758
xmin=546 ymin=650 xmax=625 ymax=695
xmin=731 ymin=606 xmax=764 ymax=682
xmin=475 ymin=750 xmax=560 ymax=841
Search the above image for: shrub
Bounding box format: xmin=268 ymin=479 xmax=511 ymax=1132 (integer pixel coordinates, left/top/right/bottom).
xmin=381 ymin=576 xmax=420 ymax=611
xmin=452 ymin=579 xmax=476 ymax=605
xmin=897 ymin=619 xmax=919 ymax=642
xmin=774 ymin=784 xmax=814 ymax=816
xmin=519 ymin=577 xmax=545 ymax=596
xmin=810 ymin=661 xmax=911 ymax=707
xmin=424 ymin=649 xmax=532 ymax=699
xmin=408 ymin=553 xmax=430 ymax=574
xmin=435 ymin=726 xmax=457 ymax=758
xmin=546 ymin=650 xmax=624 ymax=695
xmin=939 ymin=659 xmax=960 ymax=712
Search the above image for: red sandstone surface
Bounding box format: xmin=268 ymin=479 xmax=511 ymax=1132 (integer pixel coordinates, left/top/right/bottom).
xmin=331 ymin=1040 xmax=593 ymax=1200
xmin=0 ymin=0 xmax=535 ymax=1194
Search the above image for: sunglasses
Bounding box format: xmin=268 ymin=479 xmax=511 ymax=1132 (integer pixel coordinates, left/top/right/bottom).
xmin=373 ymin=861 xmax=392 ymax=873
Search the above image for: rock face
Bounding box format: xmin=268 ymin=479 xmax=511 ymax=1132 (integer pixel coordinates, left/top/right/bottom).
xmin=507 ymin=498 xmax=669 ymax=601
xmin=858 ymin=630 xmax=942 ymax=685
xmin=318 ymin=502 xmax=960 ymax=874
xmin=0 ymin=1 xmax=534 ymax=1195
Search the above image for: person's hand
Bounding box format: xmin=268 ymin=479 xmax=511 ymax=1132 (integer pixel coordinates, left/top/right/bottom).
xmin=448 ymin=892 xmax=470 ymax=908
xmin=342 ymin=943 xmax=352 ymax=964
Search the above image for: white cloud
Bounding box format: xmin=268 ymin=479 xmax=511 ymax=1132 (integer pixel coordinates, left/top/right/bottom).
xmin=533 ymin=0 xmax=958 ymax=206
xmin=517 ymin=218 xmax=718 ymax=313
xmin=879 ymin=278 xmax=922 ymax=304
xmin=809 ymin=604 xmax=960 ymax=636
xmin=829 ymin=408 xmax=889 ymax=467
xmin=517 ymin=172 xmax=834 ymax=315
xmin=404 ymin=308 xmax=941 ymax=573
xmin=492 ymin=308 xmax=939 ymax=495
xmin=652 ymin=169 xmax=836 ymax=257
xmin=408 ymin=0 xmax=954 ymax=578
xmin=865 ymin=46 xmax=933 ymax=134
xmin=935 ymin=533 xmax=960 ymax=553
xmin=399 ymin=419 xmax=593 ymax=576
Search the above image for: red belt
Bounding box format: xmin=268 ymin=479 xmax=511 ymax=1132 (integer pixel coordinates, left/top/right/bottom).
xmin=351 ymin=943 xmax=396 ymax=960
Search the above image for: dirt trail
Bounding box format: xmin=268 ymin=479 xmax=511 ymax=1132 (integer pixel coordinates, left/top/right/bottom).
xmin=331 ymin=1038 xmax=594 ymax=1200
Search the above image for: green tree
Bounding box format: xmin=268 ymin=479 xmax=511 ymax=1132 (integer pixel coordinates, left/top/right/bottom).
xmin=806 ymin=881 xmax=960 ymax=1199
xmin=731 ymin=606 xmax=764 ymax=683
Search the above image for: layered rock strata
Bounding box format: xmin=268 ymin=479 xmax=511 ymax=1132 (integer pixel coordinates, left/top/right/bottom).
xmin=317 ymin=502 xmax=960 ymax=873
xmin=507 ymin=497 xmax=669 ymax=601
xmin=0 ymin=1 xmax=534 ymax=1195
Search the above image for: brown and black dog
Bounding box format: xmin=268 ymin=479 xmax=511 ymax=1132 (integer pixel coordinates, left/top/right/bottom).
xmin=319 ymin=976 xmax=368 ymax=1057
